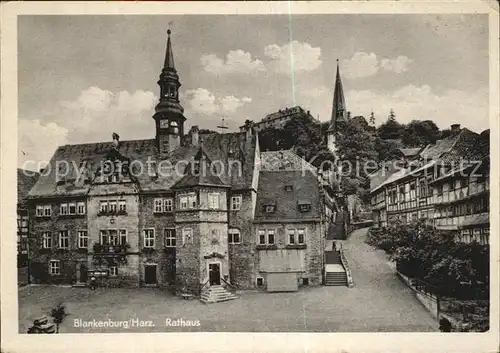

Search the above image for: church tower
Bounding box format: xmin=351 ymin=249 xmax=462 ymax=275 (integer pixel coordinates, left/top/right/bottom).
xmin=326 ymin=60 xmax=347 ymax=154
xmin=153 ymin=29 xmax=186 ymax=156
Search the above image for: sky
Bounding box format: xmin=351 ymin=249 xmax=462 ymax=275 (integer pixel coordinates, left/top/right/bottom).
xmin=18 ymin=14 xmax=489 ymax=167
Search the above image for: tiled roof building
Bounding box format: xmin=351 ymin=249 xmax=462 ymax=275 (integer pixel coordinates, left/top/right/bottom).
xmin=370 ymin=125 xmax=490 ymax=244
xmin=27 ymin=31 xmax=336 ymax=296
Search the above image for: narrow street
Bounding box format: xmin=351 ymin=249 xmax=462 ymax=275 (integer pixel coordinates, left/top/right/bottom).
xmin=338 ymin=227 xmax=437 ymax=331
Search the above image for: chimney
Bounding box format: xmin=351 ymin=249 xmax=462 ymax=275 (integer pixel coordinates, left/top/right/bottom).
xmin=190 ymin=125 xmax=199 ymax=146
xmin=451 ymin=124 xmax=461 ymax=133
xmin=112 ymin=132 xmax=120 ymax=149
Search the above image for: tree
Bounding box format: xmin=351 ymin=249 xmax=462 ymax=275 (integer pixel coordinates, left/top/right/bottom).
xmin=402 ymin=120 xmax=440 ymax=147
xmin=369 ymin=111 xmax=376 ymax=126
xmin=336 ymin=117 xmax=377 ymax=202
xmin=377 ymin=111 xmax=404 ymax=140
xmin=50 ymin=302 xmax=69 ymax=333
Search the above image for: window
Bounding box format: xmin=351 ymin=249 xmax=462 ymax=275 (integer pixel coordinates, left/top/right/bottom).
xmin=43 ymin=205 xmax=52 ymax=217
xmin=119 ymin=229 xmax=127 ymax=245
xmin=164 ymin=229 xmax=176 ymax=247
xmin=256 ymin=277 xmax=264 ymax=286
xmin=36 ymin=205 xmax=44 ymax=217
xmin=258 ymin=230 xmax=266 ymax=245
xmin=179 ymin=194 xmax=196 ymax=209
xmin=109 ymin=266 xmax=118 ymax=277
xmin=398 ymin=185 xmax=405 ymax=202
xmin=154 ymin=198 xmax=164 ymax=213
xmin=419 ymin=179 xmax=427 ymax=197
xmin=409 ymin=182 xmax=416 ymax=200
xmin=297 ymin=229 xmax=305 ymax=244
xmin=164 ymin=198 xmax=173 ymax=212
xmin=208 ymin=193 xmax=220 ymax=209
xmin=100 ymin=230 xmax=108 ymax=245
xmin=118 ymin=200 xmax=126 ymax=212
xmin=298 ymin=203 xmax=311 ymax=212
xmin=182 ymin=228 xmax=193 ymax=245
xmin=109 ymin=200 xmax=117 ymax=213
xmin=288 ymin=229 xmax=305 ymax=245
xmin=437 ymin=185 xmax=443 ymax=196
xmin=77 ymin=231 xmax=88 ymax=248
xmin=60 ymin=203 xmax=68 ymax=215
xmin=77 ymin=202 xmax=85 ymax=215
xmin=228 ymin=229 xmax=241 ymax=244
xmin=59 ymin=231 xmax=69 ymax=249
xmin=100 ymin=201 xmax=108 ymax=213
xmin=265 ymin=205 xmax=276 ymax=213
xmin=68 ymin=202 xmax=77 ymax=215
xmin=49 ymin=260 xmax=60 ymax=275
xmin=284 ymin=185 xmax=293 ymax=192
xmin=143 ymin=229 xmax=155 ymax=248
xmin=42 ymin=232 xmax=52 ymax=249
xmin=231 ymin=195 xmax=242 ymax=211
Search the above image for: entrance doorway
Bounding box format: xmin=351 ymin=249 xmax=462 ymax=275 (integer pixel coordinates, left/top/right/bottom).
xmin=78 ymin=263 xmax=88 ymax=283
xmin=209 ymin=263 xmax=221 ymax=285
xmin=144 ymin=265 xmax=157 ymax=285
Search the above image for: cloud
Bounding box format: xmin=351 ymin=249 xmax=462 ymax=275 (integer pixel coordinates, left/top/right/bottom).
xmin=183 ymin=88 xmax=252 ymax=115
xmin=264 ymin=41 xmax=322 ymax=74
xmin=18 ymin=119 xmax=69 ymax=168
xmin=345 ymin=85 xmax=488 ymax=132
xmin=294 ymin=83 xmax=488 ymax=133
xmin=342 ymin=52 xmax=379 ymax=79
xmin=342 ymin=52 xmax=413 ymax=79
xmin=380 ymin=56 xmax=413 ymax=74
xmin=19 ymin=86 xmax=158 ymax=167
xmin=220 ymin=95 xmax=253 ymax=113
xmin=200 ymin=50 xmax=265 ymax=75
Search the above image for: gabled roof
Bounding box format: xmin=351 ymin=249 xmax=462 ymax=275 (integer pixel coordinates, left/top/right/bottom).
xmin=255 ymin=170 xmax=321 ymax=221
xmin=259 ymin=150 xmax=317 ymax=175
xmin=28 ymin=132 xmax=258 ymax=198
xmin=172 ymin=147 xmax=228 ymax=189
xmin=370 ymin=128 xmax=484 ymax=194
xmin=400 ymin=147 xmax=422 ymax=158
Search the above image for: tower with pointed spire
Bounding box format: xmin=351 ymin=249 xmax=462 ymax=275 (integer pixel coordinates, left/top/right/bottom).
xmin=153 ymin=29 xmax=186 ymax=156
xmin=326 ymin=59 xmax=347 ymax=154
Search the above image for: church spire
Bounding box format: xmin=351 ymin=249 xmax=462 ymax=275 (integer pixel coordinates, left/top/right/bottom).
xmin=164 ymin=29 xmax=175 ymax=69
xmin=153 ymin=29 xmax=186 ymax=156
xmin=328 ymin=59 xmax=347 ymax=133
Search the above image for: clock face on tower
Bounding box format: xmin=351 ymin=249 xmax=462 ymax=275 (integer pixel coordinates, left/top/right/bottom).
xmin=159 ymin=119 xmax=169 ymax=129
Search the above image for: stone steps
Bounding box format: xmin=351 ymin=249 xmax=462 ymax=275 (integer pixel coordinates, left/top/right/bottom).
xmin=325 ymin=272 xmax=348 ymax=286
xmin=72 ymin=282 xmax=87 ymax=288
xmin=200 ymin=285 xmax=238 ymax=304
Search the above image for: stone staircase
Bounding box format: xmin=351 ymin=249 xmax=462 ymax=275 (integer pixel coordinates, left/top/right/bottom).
xmin=325 ymin=270 xmax=348 ymax=286
xmin=72 ymin=282 xmax=87 ymax=288
xmin=324 ymin=249 xmax=348 ymax=287
xmin=200 ymin=285 xmax=238 ymax=304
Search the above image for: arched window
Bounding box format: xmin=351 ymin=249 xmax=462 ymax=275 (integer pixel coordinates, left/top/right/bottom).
xmin=170 ymin=121 xmax=178 ymax=134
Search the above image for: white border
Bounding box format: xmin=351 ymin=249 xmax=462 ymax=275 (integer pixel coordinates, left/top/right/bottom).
xmin=1 ymin=1 xmax=499 ymax=353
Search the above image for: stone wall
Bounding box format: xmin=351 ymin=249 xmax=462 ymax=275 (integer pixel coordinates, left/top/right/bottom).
xmin=29 ymin=199 xmax=88 ymax=284
xmin=228 ymin=190 xmax=257 ymax=288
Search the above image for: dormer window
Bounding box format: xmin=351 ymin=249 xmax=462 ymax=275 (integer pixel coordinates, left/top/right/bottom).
xmin=298 ymin=200 xmax=311 ymax=212
xmin=265 ymin=205 xmax=275 ymax=213
xmin=284 ymin=185 xmax=293 ymax=192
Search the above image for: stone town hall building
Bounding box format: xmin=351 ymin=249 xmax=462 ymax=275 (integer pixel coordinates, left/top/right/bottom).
xmin=27 ymin=31 xmax=340 ymax=294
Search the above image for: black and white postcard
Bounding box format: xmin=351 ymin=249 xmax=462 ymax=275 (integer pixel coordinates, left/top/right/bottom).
xmin=1 ymin=1 xmax=499 ymax=352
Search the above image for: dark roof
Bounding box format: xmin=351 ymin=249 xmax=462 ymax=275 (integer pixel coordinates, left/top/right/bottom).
xmin=18 ymin=169 xmax=39 ymax=207
xmin=400 ymin=148 xmax=422 ymax=157
xmin=29 ymin=132 xmax=258 ymax=198
xmin=371 ymin=129 xmax=485 ymax=193
xmin=255 ymin=170 xmax=321 ymax=221
xmin=172 ymin=147 xmax=228 ymax=189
